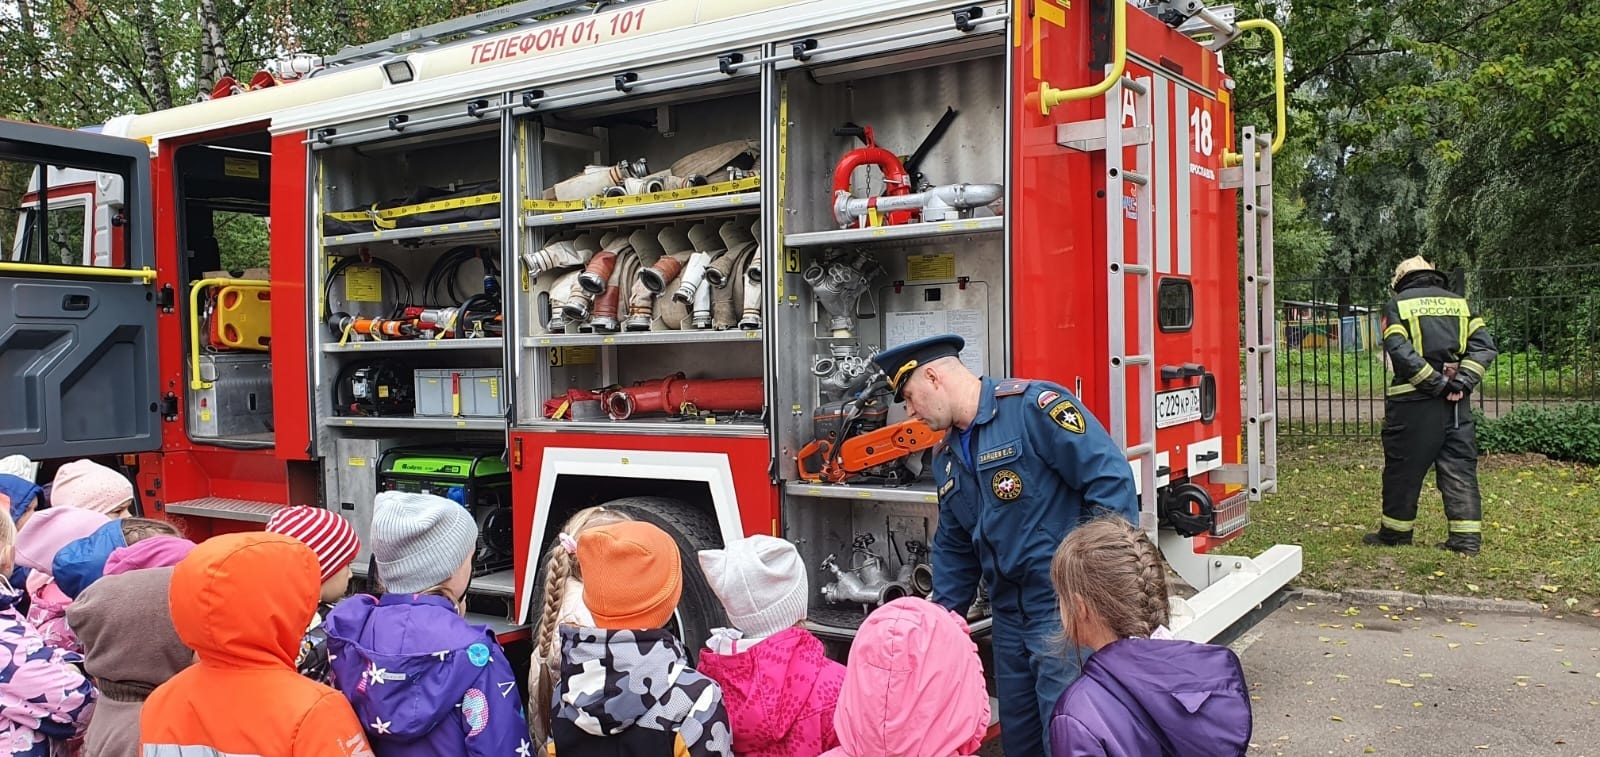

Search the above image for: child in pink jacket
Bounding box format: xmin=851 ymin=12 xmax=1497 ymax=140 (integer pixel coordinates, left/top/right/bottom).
xmin=821 ymin=597 xmax=992 ymax=757
xmin=14 ymin=508 xmax=109 ymax=653
xmin=696 ymin=535 xmax=845 ymax=757
xmin=0 ymin=496 xmax=97 ymax=756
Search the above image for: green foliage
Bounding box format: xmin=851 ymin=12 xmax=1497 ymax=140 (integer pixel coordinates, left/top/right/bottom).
xmin=214 ymin=212 xmax=271 ymax=272
xmin=1477 ymin=404 xmax=1600 ymax=465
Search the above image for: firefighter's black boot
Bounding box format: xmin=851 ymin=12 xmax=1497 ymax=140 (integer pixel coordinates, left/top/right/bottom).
xmin=1363 ymin=527 xmax=1413 ymax=547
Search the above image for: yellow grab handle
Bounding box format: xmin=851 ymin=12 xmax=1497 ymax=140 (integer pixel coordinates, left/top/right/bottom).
xmin=0 ymin=262 xmax=156 ymax=283
xmin=189 ymin=278 xmax=271 ymax=390
xmin=1038 ymin=0 xmax=1128 ymax=115
xmin=1224 ymin=18 xmax=1287 ymax=166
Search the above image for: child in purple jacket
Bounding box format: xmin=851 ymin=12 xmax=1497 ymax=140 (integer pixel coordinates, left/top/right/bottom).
xmin=1048 ymin=516 xmax=1252 ymax=757
xmin=324 ymin=491 xmax=530 ymax=757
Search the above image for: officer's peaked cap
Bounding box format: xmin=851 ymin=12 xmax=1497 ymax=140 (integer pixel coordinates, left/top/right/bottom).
xmin=871 ymin=334 xmax=965 ymax=401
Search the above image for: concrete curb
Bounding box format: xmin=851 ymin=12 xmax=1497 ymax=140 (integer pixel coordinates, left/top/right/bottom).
xmin=1290 ymin=587 xmax=1546 ymax=616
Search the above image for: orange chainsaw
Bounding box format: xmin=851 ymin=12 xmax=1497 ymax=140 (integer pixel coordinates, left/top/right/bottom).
xmin=797 ymin=376 xmax=940 ymax=485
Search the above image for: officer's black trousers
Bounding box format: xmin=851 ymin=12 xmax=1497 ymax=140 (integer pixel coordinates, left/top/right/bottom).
xmin=1380 ymin=397 xmax=1483 ymax=549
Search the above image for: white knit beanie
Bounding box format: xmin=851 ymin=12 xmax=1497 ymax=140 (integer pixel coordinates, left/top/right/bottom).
xmin=697 ymin=535 xmax=808 ymax=641
xmin=371 ymin=491 xmax=478 ymax=594
xmin=0 ymin=455 xmax=37 ymax=484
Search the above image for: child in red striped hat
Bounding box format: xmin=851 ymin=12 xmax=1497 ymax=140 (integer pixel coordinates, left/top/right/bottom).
xmin=265 ymin=506 xmax=361 ymax=685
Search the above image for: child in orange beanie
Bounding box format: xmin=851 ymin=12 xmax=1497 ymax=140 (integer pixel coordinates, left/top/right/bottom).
xmin=546 ymin=521 xmax=732 ymax=756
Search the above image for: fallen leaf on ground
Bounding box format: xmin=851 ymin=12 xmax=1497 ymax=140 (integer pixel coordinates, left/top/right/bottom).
xmin=1448 ymin=643 xmax=1462 ymax=649
xmin=1386 ymin=679 xmax=1415 ymax=688
xmin=1539 ymin=585 xmax=1560 ymax=593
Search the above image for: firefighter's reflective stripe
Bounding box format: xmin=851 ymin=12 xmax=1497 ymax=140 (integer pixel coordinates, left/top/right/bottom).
xmin=1382 ymin=516 xmax=1415 ymax=532
xmin=1460 ymin=359 xmax=1487 ymax=378
xmin=324 ymin=192 xmax=502 ymax=224
xmin=1467 ymin=317 xmax=1486 ymax=334
xmin=1448 ymin=520 xmax=1483 ymax=534
xmin=1383 ymin=323 xmax=1408 ymax=340
xmin=1386 ymin=383 xmax=1418 ymax=397
xmin=1406 ymin=362 xmax=1436 ymax=387
xmin=521 ymin=175 xmax=762 ymax=213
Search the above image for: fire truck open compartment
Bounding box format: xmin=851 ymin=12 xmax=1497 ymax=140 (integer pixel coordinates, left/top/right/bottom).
xmin=772 ymin=43 xmax=1008 ymax=631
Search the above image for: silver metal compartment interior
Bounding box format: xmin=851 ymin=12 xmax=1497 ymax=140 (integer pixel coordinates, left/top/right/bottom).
xmin=776 ymin=47 xmax=1007 ymax=628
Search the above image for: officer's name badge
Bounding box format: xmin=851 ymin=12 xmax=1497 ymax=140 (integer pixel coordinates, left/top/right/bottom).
xmin=978 ymin=446 xmax=1017 ymax=465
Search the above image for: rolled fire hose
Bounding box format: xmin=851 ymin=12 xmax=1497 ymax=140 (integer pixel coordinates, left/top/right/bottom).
xmin=593 ymin=247 xmax=638 ymax=332
xmin=604 ymin=373 xmax=764 ymax=420
xmin=546 ymin=269 xmax=585 ymax=331
xmin=625 ymin=230 xmax=672 ymax=330
xmin=655 ymin=269 xmax=690 ymax=329
xmin=523 ymin=231 xmax=600 ymax=278
xmin=567 ymin=232 xmax=629 ymax=321
xmin=692 ymin=278 xmax=714 ymax=329
xmin=739 ymin=234 xmax=763 ymax=331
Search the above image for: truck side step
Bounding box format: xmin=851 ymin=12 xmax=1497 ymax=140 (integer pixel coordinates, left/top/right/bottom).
xmin=164 ymin=497 xmax=281 ymax=523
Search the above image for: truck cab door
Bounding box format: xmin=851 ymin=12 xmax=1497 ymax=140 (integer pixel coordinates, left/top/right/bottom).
xmin=0 ymin=120 xmax=161 ymax=459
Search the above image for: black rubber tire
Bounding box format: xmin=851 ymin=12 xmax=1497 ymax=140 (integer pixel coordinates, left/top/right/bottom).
xmin=599 ymin=496 xmax=729 ymax=662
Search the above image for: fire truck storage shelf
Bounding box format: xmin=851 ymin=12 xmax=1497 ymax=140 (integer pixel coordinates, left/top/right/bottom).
xmin=323 ymin=218 xmax=503 ymax=247
xmin=322 ymin=337 xmax=505 ymax=353
xmin=326 ymin=416 xmax=505 ymax=431
xmin=524 ymin=192 xmax=761 ymax=228
xmin=523 ymin=418 xmax=767 ymax=437
xmin=784 ymin=215 xmax=1004 ymax=247
xmin=784 ymin=481 xmax=939 ymax=505
xmin=522 ymin=330 xmax=761 ymax=347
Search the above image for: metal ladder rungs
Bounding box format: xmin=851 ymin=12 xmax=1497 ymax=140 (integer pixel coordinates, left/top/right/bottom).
xmin=1126 ymin=443 xmax=1155 ymax=457
xmin=1122 ymin=264 xmax=1151 ymax=275
xmin=1119 ymin=170 xmax=1149 ymax=186
xmin=1057 ymin=123 xmax=1153 ymax=152
xmin=1250 ymin=343 xmax=1275 ymax=355
xmin=1254 ymin=204 xmax=1272 ymax=217
xmin=1250 ymin=412 xmax=1277 ymax=424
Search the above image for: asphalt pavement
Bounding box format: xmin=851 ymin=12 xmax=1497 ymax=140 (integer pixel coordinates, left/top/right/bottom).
xmin=979 ymin=597 xmax=1600 ymax=756
xmin=1237 ymin=599 xmax=1600 ymax=755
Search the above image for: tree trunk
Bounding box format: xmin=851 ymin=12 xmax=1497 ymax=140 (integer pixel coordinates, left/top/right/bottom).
xmin=133 ymin=3 xmax=173 ymax=110
xmin=198 ymin=0 xmax=232 ymax=91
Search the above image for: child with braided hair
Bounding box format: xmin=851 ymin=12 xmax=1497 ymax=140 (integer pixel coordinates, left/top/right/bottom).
xmin=1047 ymin=516 xmax=1252 ymax=757
xmin=528 ymin=506 xmax=632 ymax=744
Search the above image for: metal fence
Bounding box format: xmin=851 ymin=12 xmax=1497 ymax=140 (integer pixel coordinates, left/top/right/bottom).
xmin=1272 ymin=265 xmax=1600 ymax=437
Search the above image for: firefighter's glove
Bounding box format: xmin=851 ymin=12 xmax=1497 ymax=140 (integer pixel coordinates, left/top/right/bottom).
xmin=1445 ymin=378 xmax=1471 ymax=399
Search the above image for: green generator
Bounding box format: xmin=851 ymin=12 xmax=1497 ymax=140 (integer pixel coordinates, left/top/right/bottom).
xmin=377 ymin=447 xmax=514 ymax=576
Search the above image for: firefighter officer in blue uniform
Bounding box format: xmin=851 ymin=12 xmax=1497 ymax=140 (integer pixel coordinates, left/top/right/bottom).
xmin=872 ymin=334 xmax=1139 ymax=756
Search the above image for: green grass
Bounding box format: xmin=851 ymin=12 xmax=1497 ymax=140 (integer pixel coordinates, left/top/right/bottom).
xmin=1273 ymin=348 xmax=1599 ymax=399
xmin=1230 ymin=437 xmax=1600 ymax=613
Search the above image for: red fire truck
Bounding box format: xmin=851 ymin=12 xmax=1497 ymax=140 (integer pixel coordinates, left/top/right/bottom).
xmin=2 ymin=0 xmax=1298 ymax=666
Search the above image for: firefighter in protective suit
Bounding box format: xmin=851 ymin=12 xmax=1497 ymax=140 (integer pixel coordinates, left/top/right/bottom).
xmin=871 ymin=334 xmax=1139 ymax=757
xmin=1366 ymin=256 xmax=1497 ymax=555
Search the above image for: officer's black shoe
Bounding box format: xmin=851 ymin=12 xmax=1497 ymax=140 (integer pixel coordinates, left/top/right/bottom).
xmin=1362 ymin=530 xmax=1412 ymax=547
xmin=1436 ymin=541 xmax=1480 ymax=557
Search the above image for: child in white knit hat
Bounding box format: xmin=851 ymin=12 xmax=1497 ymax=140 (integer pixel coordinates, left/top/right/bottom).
xmin=696 ymin=535 xmax=845 ymax=757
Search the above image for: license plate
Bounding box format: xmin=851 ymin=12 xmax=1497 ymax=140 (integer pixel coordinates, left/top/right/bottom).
xmin=1155 ymin=387 xmax=1202 ymax=428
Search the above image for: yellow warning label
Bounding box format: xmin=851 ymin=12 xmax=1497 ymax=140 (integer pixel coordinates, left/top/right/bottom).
xmin=199 ymin=411 xmax=212 ymax=422
xmin=550 ymin=346 xmax=598 ymax=367
xmin=485 ymin=378 xmax=500 ymax=398
xmin=348 ymin=457 xmax=366 ymax=467
xmin=344 ymin=266 xmax=383 ymax=302
xmin=378 ymin=385 xmax=389 ymax=398
xmin=907 ymin=254 xmax=956 ymax=281
xmin=223 ymin=156 xmax=260 ymax=179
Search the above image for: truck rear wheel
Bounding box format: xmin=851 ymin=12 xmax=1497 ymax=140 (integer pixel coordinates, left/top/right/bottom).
xmin=589 ymin=496 xmax=729 ymax=661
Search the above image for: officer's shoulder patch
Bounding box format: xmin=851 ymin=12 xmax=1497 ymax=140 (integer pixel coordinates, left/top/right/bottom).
xmin=1044 ymin=398 xmax=1087 ymax=434
xmin=994 ymin=378 xmax=1030 ymax=397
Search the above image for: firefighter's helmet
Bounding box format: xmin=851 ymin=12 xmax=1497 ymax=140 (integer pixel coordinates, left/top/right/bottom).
xmin=1391 ymin=255 xmax=1435 ymax=290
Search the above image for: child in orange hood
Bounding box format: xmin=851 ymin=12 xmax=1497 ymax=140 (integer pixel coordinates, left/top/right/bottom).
xmin=140 ymin=532 xmax=373 ymax=757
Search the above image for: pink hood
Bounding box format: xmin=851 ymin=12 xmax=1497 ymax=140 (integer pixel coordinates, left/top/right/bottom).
xmin=822 ymin=598 xmax=991 ymax=757
xmin=15 ymin=507 xmax=111 ymax=572
xmin=698 ymin=626 xmax=845 ymax=757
